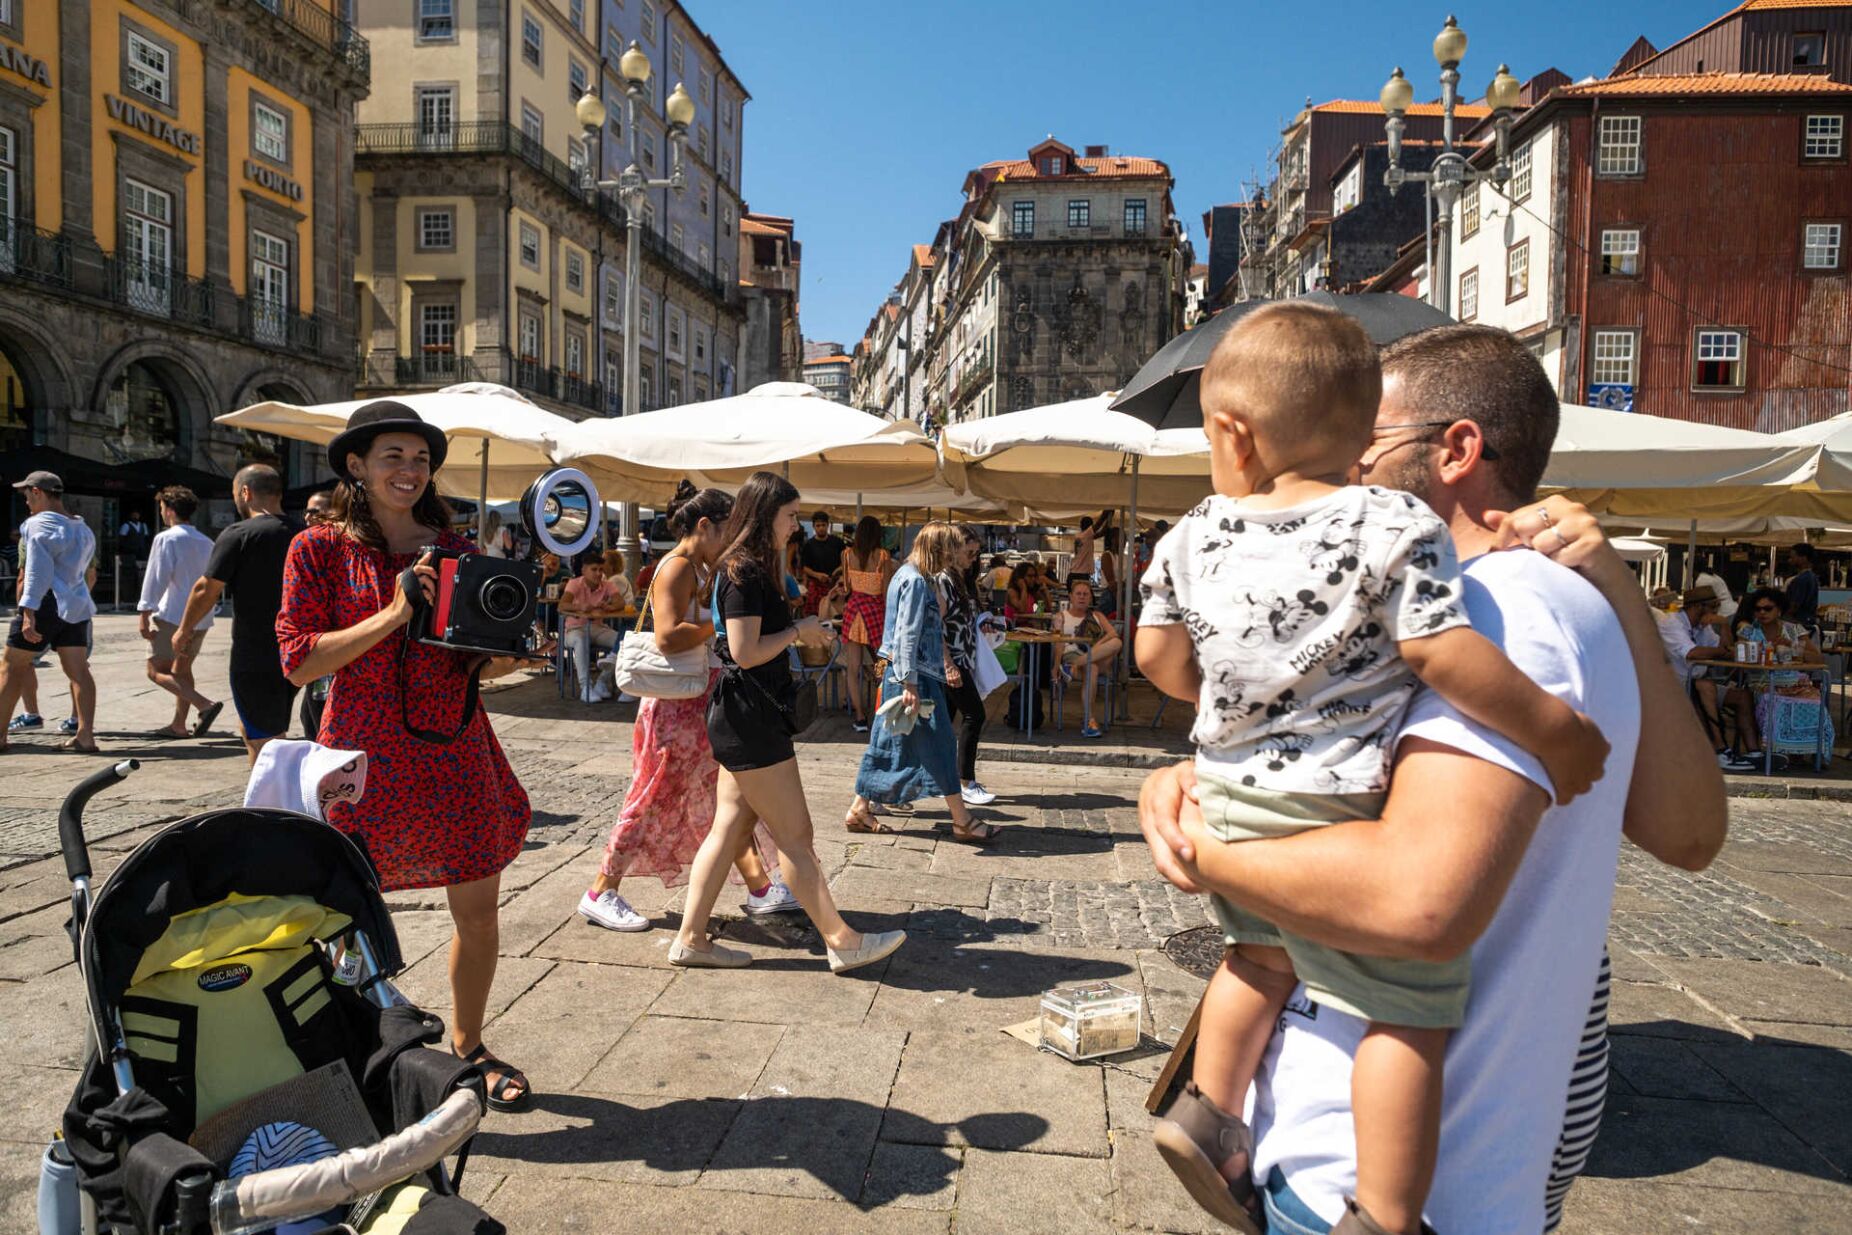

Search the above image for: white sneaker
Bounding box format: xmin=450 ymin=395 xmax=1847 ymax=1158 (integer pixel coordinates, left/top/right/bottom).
xmin=743 ymin=875 xmax=799 ymax=916
xmin=586 ymin=680 xmax=611 ymax=704
xmin=577 ymin=890 xmax=649 ymax=932
xmin=961 ymin=781 xmax=997 ymax=806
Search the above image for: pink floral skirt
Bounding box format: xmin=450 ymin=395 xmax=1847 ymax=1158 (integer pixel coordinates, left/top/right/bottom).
xmin=600 ymin=670 xmax=776 ymax=885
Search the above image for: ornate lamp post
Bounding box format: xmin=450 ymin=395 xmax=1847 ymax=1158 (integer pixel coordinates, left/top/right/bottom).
xmin=576 ymin=44 xmax=696 ymax=578
xmin=1380 ymin=15 xmax=1522 ymax=315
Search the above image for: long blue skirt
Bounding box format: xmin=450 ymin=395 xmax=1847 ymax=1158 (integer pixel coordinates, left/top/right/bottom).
xmin=854 ymin=672 xmax=960 ymax=804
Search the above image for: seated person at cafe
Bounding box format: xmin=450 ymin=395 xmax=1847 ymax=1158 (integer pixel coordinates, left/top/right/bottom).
xmin=799 ymin=512 xmax=846 ymax=615
xmin=1052 ymin=579 xmax=1122 ymax=739
xmin=561 ymin=554 xmax=629 ymax=702
xmin=1654 ymin=587 xmax=1760 ymax=772
xmin=1736 ymin=586 xmax=1833 ymax=762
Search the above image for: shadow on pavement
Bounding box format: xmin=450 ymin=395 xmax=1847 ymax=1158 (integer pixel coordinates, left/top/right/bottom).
xmin=468 ymin=1091 xmax=1050 ymax=1209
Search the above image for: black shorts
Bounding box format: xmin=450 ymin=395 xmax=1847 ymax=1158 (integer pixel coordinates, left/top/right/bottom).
xmin=230 ymin=667 xmax=300 ymax=740
xmin=7 ymin=592 xmax=91 ymax=652
xmin=706 ymin=669 xmax=797 ymax=772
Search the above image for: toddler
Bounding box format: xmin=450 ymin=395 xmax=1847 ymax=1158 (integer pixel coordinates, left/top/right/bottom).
xmin=1136 ymin=303 xmax=1608 ymax=1235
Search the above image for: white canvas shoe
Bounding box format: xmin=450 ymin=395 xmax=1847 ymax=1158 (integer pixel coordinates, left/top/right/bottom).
xmin=961 ymin=781 xmax=997 ymax=806
xmin=577 ymin=890 xmax=649 ymax=932
xmin=742 ymin=875 xmax=800 ymax=916
xmin=827 ymin=929 xmax=907 ymax=974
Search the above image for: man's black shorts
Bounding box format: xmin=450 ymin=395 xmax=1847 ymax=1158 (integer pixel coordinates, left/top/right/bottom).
xmin=230 ymin=668 xmax=300 ymax=740
xmin=6 ymin=592 xmax=91 ymax=652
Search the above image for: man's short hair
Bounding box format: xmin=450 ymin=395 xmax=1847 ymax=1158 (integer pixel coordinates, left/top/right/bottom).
xmin=1381 ymin=325 xmax=1559 ymax=503
xmin=1201 ymin=302 xmax=1381 ymax=456
xmin=156 ymin=485 xmax=199 ymax=522
xmin=1789 ymin=542 xmax=1816 ymax=565
xmin=811 ymin=512 xmax=828 ymax=524
xmin=580 ymin=553 xmax=604 ymax=573
xmin=234 ymin=463 xmax=283 ymax=499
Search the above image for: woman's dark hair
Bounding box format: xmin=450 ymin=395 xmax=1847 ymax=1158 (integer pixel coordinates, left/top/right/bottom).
xmin=328 ymin=470 xmax=452 ymax=553
xmin=718 ymin=470 xmax=800 ymax=584
xmin=1743 ymin=587 xmax=1789 ymax=622
xmin=852 ymin=514 xmax=883 ymax=560
xmin=1008 ymin=561 xmax=1033 ymax=590
xmin=667 ymin=481 xmax=733 ymax=538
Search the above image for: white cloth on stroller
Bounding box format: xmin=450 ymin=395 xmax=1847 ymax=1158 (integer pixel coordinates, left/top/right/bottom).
xmin=245 ymin=741 xmax=368 ymax=822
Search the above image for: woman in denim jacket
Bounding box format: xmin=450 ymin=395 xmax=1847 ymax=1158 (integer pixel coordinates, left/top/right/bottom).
xmin=845 ymin=522 xmax=1003 ymax=843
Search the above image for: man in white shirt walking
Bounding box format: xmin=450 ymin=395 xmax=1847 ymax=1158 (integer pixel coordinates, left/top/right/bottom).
xmin=0 ymin=471 xmax=101 ymax=753
xmin=1138 ymin=326 xmax=1726 ymax=1234
xmin=138 ymin=485 xmax=222 ymax=739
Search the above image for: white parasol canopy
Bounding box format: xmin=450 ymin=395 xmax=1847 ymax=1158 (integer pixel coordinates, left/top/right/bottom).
xmin=552 ymin=382 xmax=945 ymax=504
xmin=215 ymin=383 xmax=583 ymax=508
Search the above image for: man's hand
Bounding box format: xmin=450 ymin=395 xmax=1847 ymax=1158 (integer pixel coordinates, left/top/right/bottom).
xmin=172 ymin=628 xmax=196 ymax=659
xmin=18 ymin=611 xmax=41 ymax=645
xmin=138 ymin=612 xmax=155 ymax=641
xmin=1138 ymin=761 xmax=1205 ymax=894
xmin=1487 ymin=497 xmax=1631 ymax=593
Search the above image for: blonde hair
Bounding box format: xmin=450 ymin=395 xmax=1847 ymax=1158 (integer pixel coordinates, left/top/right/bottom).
xmin=1200 ymin=302 xmax=1381 ymax=461
xmin=908 ymin=521 xmax=961 ymax=579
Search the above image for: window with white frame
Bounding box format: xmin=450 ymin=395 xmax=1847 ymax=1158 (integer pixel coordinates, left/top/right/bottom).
xmin=696 ymin=126 xmax=708 ymax=157
xmin=640 ymin=367 xmax=653 ymax=408
xmin=701 ymin=70 xmax=712 ymax=103
xmin=417 ymin=207 xmax=454 ymax=251
xmin=722 ymin=93 xmax=734 ymax=128
xmin=416 ymin=85 xmax=455 ymax=144
xmin=1459 ymin=268 xmax=1479 ymax=320
xmin=1804 ymin=114 xmax=1844 ymax=159
xmin=717 ymin=256 xmax=729 ymax=284
xmin=565 ymin=249 xmax=584 ymax=292
xmin=1461 ymin=182 xmax=1480 ymax=237
xmin=1693 ymin=329 xmax=1745 ymax=390
xmin=518 ymin=312 xmax=539 ymax=360
xmin=603 ymin=270 xmax=623 ymax=327
xmin=568 ymin=0 xmax=583 ymax=32
xmin=606 ymin=23 xmax=620 ymax=57
xmin=417 ymin=0 xmax=453 ymax=40
xmin=1597 ymin=116 xmax=1642 ymax=176
xmin=1509 ymin=139 xmax=1533 ymax=200
xmin=250 ymin=229 xmax=289 ymax=311
xmin=640 ymin=289 xmax=655 ymax=340
xmin=666 ymin=304 xmax=684 ymax=360
xmin=1506 ymin=239 xmax=1530 ymax=300
xmin=521 ymin=102 xmax=543 ymax=146
xmin=519 ymin=221 xmax=540 ymax=269
xmin=671 ymin=221 xmax=684 ymax=251
xmin=1600 ymin=228 xmax=1640 ymax=276
xmin=697 ymin=242 xmax=710 ymax=271
xmin=693 ymin=323 xmax=708 ymax=364
xmin=668 ymin=374 xmax=682 ymax=405
xmin=641 ymin=0 xmax=655 ymax=37
xmin=1591 ymin=330 xmax=1636 ymax=386
xmin=1067 ymin=199 xmax=1090 ymax=228
xmin=0 ymin=126 xmax=15 ymax=266
xmin=1042 ymin=156 xmax=1062 ymax=175
xmin=640 ymin=131 xmax=655 ymax=171
xmin=695 ymin=175 xmax=708 ymax=216
xmin=419 ymin=303 xmax=456 ymax=355
xmin=521 ymin=13 xmax=542 ymax=67
xmin=569 ymin=59 xmax=587 ymax=105
xmin=671 ymin=36 xmax=683 ymax=76
xmin=565 ymin=332 xmax=583 ymax=376
xmin=721 ymin=151 xmax=732 ymax=183
xmin=1334 ymin=163 xmax=1362 ymax=214
xmin=568 ymin=136 xmax=588 ymax=176
xmin=605 ymin=359 xmax=621 ymax=409
xmin=125 ymin=30 xmax=171 ymax=105
xmin=253 ymin=99 xmax=289 ymax=164
xmin=1804 ymin=221 xmax=1843 ymax=269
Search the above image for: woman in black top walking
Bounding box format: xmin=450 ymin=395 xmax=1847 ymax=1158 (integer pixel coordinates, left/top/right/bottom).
xmin=671 ymin=471 xmax=907 ymax=974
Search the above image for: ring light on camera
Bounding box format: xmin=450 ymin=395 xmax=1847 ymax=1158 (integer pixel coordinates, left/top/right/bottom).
xmin=520 ymin=467 xmax=602 ymax=558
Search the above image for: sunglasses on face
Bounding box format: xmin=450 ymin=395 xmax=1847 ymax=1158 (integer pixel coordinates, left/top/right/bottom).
xmin=1754 ymin=604 xmax=1778 ymax=614
xmin=1369 ymin=419 xmax=1502 ymax=462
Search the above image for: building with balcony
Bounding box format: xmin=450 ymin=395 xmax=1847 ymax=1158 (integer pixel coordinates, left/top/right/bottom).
xmin=350 ymin=0 xmax=746 ymax=419
xmin=0 ymin=0 xmax=369 ymax=536
xmin=854 ymin=137 xmax=1189 ymax=425
xmin=802 ymin=349 xmax=852 ymax=403
xmin=737 ymin=209 xmax=800 ymax=389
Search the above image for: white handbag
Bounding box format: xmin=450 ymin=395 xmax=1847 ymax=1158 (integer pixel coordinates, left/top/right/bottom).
xmin=612 ymin=579 xmax=711 ymax=700
xmin=972 ymin=618 xmax=1009 ymax=698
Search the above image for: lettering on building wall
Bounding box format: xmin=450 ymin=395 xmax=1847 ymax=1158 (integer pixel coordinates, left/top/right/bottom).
xmin=0 ymin=41 xmax=51 ymax=87
xmin=244 ymin=160 xmax=303 ymax=201
xmin=106 ymin=95 xmax=202 ymax=156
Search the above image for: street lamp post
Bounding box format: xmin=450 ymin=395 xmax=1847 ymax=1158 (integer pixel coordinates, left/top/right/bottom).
xmin=1380 ymin=15 xmax=1522 ymax=315
xmin=576 ymin=43 xmax=695 ymax=580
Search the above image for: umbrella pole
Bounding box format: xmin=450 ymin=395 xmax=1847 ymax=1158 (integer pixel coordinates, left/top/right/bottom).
xmin=478 ymin=441 xmax=489 ymax=546
xmin=1686 ymin=519 xmax=1698 ymax=589
xmin=1120 ymin=459 xmax=1139 ymax=721
xmin=856 ymin=493 xmax=863 ymax=523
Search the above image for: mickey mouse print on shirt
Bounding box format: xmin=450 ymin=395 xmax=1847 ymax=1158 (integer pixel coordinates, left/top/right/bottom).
xmin=1139 ymin=485 xmax=1470 ymax=794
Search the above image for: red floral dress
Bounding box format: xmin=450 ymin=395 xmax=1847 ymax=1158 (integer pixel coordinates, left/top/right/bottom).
xmin=277 ymin=524 xmax=530 ymax=891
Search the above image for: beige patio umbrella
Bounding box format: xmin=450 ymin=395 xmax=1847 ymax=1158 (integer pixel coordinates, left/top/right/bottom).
xmin=216 ymin=383 xmax=598 ymax=539
xmin=552 ymin=382 xmax=946 ymax=504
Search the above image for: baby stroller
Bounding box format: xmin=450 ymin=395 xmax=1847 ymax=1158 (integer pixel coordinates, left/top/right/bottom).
xmin=42 ymin=760 xmax=503 ymax=1235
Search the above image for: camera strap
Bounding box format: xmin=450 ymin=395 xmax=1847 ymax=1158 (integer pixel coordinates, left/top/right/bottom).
xmin=396 ymin=633 xmax=482 ymax=745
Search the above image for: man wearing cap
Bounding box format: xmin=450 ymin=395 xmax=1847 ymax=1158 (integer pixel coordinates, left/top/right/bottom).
xmin=0 ymin=472 xmax=100 ymax=753
xmin=1656 ymin=587 xmax=1759 ymax=773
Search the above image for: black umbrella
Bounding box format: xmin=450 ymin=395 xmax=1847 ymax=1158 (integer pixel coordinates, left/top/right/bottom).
xmin=1110 ymin=293 xmax=1455 ymax=431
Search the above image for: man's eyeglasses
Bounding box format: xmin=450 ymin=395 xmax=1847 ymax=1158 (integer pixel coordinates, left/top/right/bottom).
xmin=1368 ymin=419 xmax=1501 ymax=462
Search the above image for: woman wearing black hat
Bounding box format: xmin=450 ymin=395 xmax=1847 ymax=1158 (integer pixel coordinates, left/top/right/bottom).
xmin=275 ymin=401 xmax=534 ymax=1110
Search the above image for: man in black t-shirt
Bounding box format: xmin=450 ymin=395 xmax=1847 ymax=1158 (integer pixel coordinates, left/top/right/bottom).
xmin=174 ymin=465 xmax=302 ymax=763
xmin=797 ymin=512 xmax=845 ymax=615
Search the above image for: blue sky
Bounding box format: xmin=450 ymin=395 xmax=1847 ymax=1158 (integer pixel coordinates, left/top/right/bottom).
xmin=699 ymin=0 xmax=1718 ymax=347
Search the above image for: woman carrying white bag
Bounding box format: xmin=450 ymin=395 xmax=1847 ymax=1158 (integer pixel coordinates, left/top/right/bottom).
xmin=578 ymin=484 xmax=792 ymax=933
xmin=941 ymin=525 xmax=1006 ymax=807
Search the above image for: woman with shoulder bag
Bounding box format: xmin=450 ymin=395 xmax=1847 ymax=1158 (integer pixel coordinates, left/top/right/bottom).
xmin=845 ymin=522 xmax=1005 ymax=844
xmin=671 ymin=472 xmax=906 ymax=973
xmin=940 ymin=525 xmax=998 ymax=807
xmin=276 ymin=401 xmax=533 ymax=1112
xmin=579 ymin=484 xmax=794 ymax=933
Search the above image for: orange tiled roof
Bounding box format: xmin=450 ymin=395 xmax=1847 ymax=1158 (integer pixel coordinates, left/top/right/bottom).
xmin=1308 ymin=100 xmax=1491 ymax=118
xmin=1741 ymin=0 xmax=1849 ymax=8
xmin=804 ymin=355 xmax=852 ymax=367
xmin=913 ymin=244 xmax=936 ymax=267
xmin=740 ymin=217 xmax=787 ymax=237
xmin=982 ymin=155 xmax=1170 ymax=180
xmin=1560 ymin=71 xmax=1852 ymax=96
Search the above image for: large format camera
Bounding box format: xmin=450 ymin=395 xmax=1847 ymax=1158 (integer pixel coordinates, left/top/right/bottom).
xmin=405 ymin=467 xmax=603 ymax=657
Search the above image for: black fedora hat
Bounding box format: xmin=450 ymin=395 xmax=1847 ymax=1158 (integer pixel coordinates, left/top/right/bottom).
xmin=327 ymin=400 xmax=449 ymax=480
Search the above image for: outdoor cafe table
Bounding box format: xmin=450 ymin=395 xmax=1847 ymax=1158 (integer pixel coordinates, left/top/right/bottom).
xmin=1725 ymin=660 xmax=1835 ymax=774
xmin=1004 ymin=628 xmax=1096 ymax=739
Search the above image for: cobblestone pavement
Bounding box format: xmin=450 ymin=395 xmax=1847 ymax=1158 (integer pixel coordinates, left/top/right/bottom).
xmin=0 ymin=616 xmax=1849 ymax=1232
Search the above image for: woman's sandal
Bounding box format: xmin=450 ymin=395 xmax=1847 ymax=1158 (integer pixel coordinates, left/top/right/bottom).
xmin=948 ymin=821 xmax=1004 ymax=847
xmin=459 ymin=1043 xmax=532 ymax=1112
xmin=844 ymin=807 xmax=894 ymax=835
xmin=1150 ymin=1081 xmax=1264 ymax=1234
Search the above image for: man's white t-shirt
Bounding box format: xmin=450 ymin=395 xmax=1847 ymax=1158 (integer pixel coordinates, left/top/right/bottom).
xmin=138 ymin=524 xmax=217 ymax=629
xmin=1248 ymin=549 xmax=1641 ymax=1235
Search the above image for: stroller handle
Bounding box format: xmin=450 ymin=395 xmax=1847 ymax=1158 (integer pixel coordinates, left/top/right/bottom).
xmin=59 ymin=760 xmax=138 ymax=882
